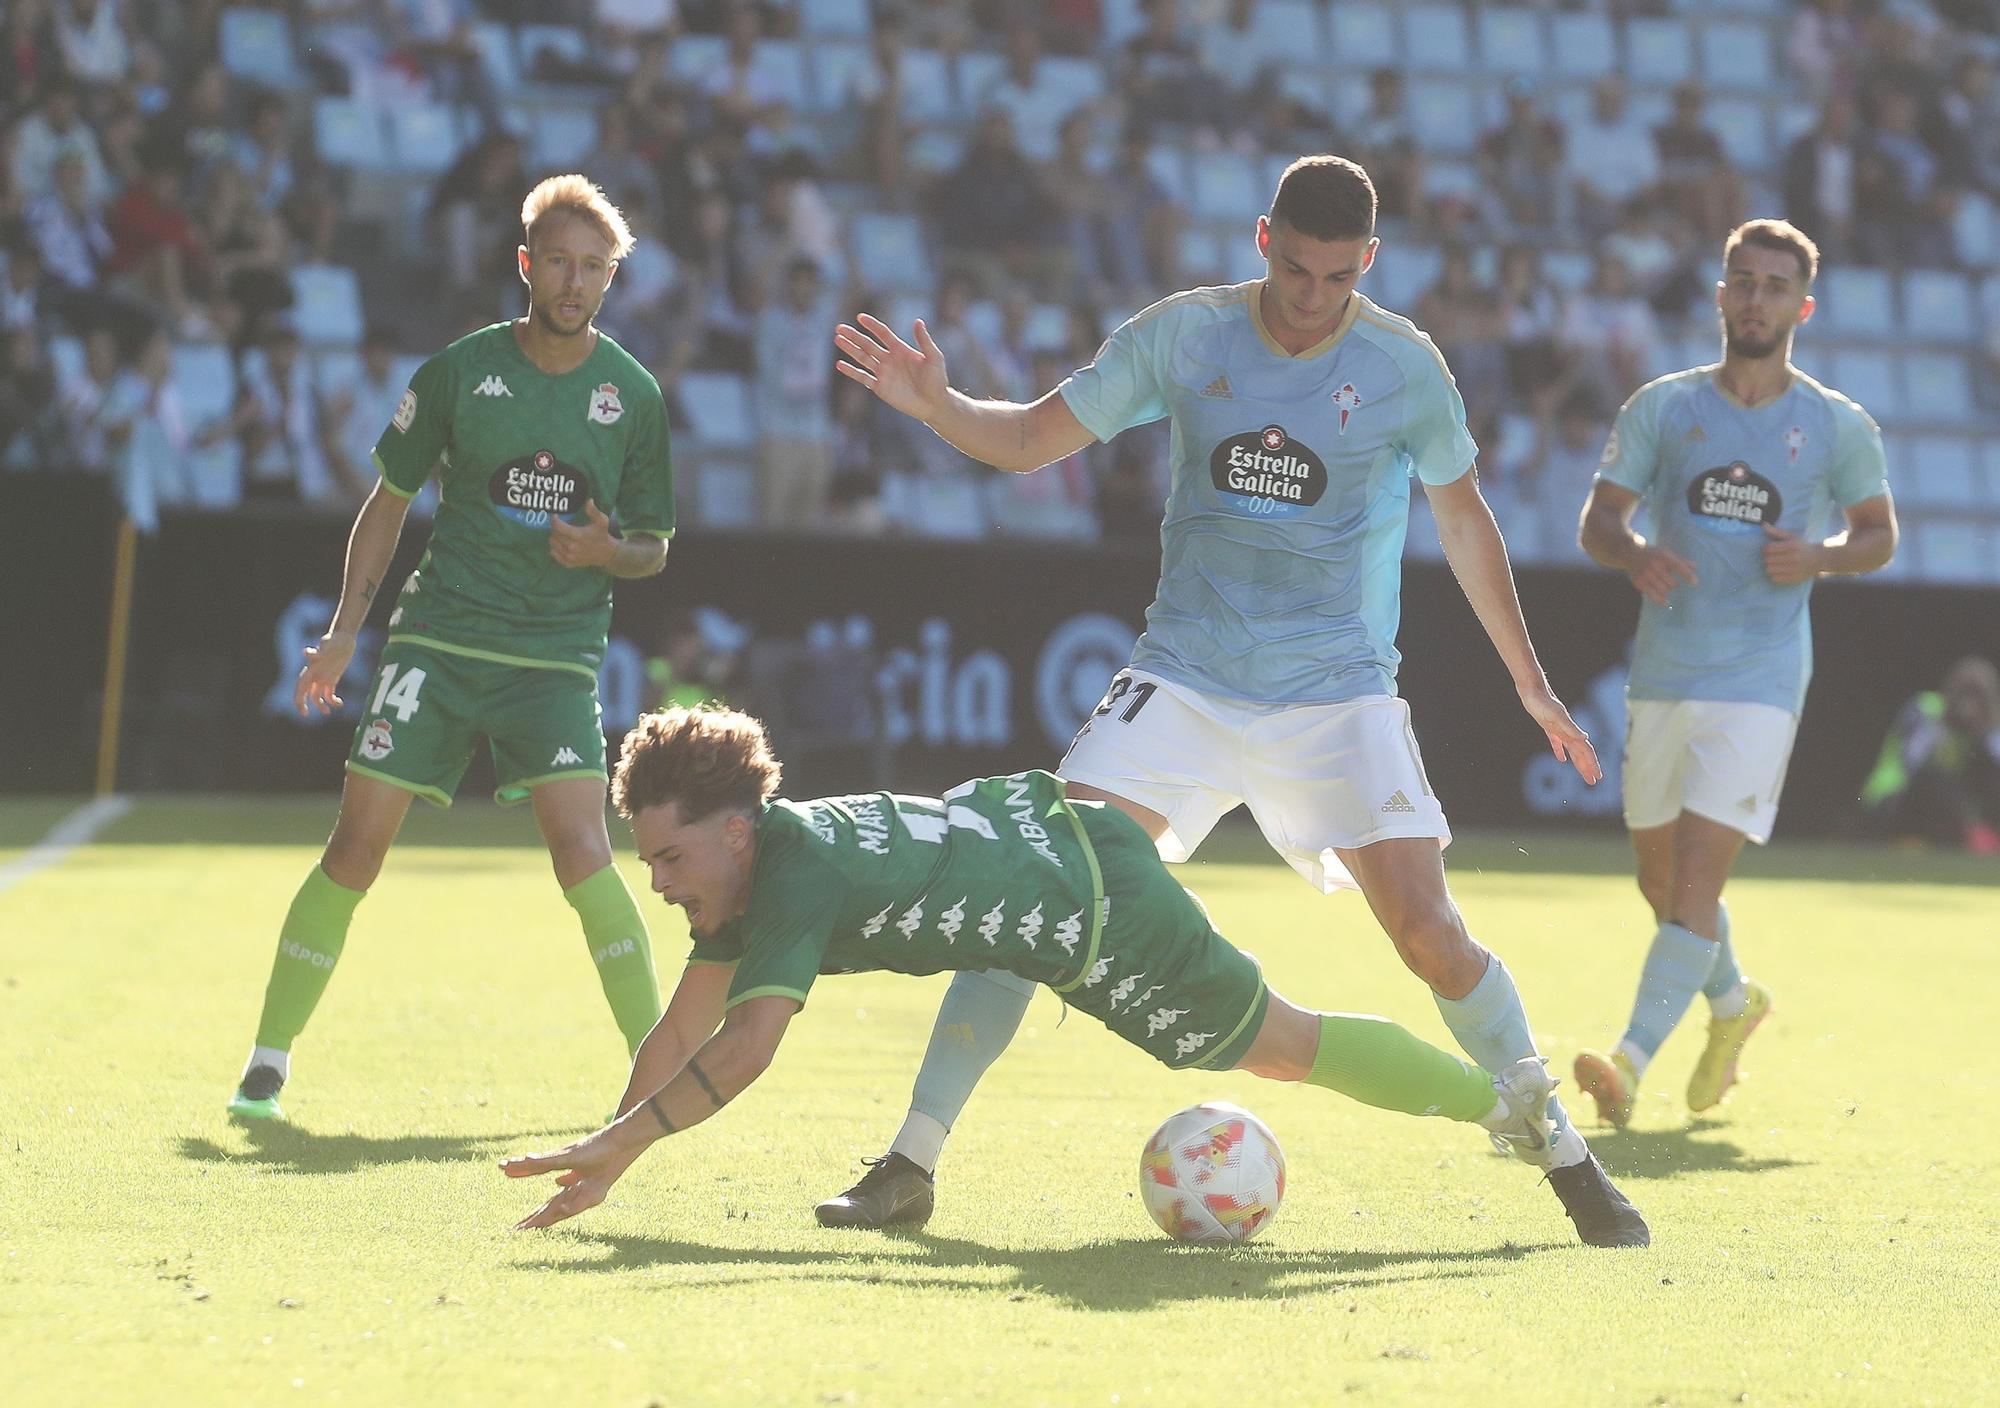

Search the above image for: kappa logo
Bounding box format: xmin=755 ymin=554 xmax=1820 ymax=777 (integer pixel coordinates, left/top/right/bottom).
xmin=1784 ymin=425 xmax=1807 ymax=462
xmin=1198 ymin=374 xmax=1234 ymax=399
xmin=588 ymin=382 xmax=624 ymax=425
xmin=474 ymin=374 xmax=512 ymax=397
xmin=936 ymin=897 xmax=968 ymax=944
xmin=1145 ymin=1006 xmax=1191 ymax=1037
xmin=1381 ymin=789 xmax=1416 ymax=814
xmin=1173 ymin=1030 xmax=1218 ymax=1059
xmin=1331 ymin=382 xmax=1363 ymax=434
xmin=551 ymin=745 xmax=584 ymax=766
xmin=1738 ymin=793 xmax=1759 ymax=813
xmin=1684 ymin=424 xmax=1708 ymax=443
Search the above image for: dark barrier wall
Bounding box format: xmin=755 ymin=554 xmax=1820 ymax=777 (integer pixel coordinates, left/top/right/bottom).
xmin=5 ymin=486 xmax=1995 ymax=841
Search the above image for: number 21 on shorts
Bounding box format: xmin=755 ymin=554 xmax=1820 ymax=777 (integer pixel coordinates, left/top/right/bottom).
xmin=369 ymin=663 xmax=428 ymax=722
xmin=1093 ymin=672 xmax=1157 ymax=724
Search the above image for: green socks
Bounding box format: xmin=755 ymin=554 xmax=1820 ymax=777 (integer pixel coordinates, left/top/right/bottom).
xmin=565 ymin=865 xmax=661 ymax=1055
xmin=1305 ymin=1012 xmax=1498 ymax=1123
xmin=252 ymin=865 xmax=365 ymax=1052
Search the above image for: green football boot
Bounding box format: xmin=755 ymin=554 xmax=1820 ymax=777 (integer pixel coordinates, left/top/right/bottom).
xmin=226 ymin=1065 xmax=287 ymax=1123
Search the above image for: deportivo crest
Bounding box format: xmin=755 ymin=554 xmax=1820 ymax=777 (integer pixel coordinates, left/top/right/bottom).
xmin=489 ymin=449 xmax=583 ymax=528
xmin=588 ymin=382 xmax=623 ymax=425
xmin=1688 ymin=461 xmax=1783 ymax=531
xmin=359 ymin=719 xmax=394 ymax=761
xmin=1784 ymin=425 xmax=1807 ymax=462
xmin=1209 ymin=423 xmax=1327 ymax=517
xmin=1330 ymin=382 xmax=1363 ymax=434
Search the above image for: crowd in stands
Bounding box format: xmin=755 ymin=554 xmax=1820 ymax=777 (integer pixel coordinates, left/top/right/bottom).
xmin=2 ymin=0 xmax=1998 ymax=575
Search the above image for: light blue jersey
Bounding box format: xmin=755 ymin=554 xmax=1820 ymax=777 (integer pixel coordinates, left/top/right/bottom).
xmin=1059 ymin=284 xmax=1476 ymax=704
xmin=1598 ymin=366 xmax=1889 ymax=714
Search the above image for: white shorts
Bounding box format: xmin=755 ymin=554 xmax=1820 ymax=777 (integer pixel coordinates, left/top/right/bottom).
xmin=1058 ymin=668 xmax=1450 ymax=894
xmin=1622 ymin=699 xmax=1800 ymax=844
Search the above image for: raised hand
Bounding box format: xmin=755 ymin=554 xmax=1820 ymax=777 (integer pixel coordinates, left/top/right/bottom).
xmin=1517 ymin=679 xmax=1603 ymax=786
xmin=549 ymin=498 xmax=616 ymax=570
xmin=1625 ymin=543 xmax=1698 ymax=606
xmin=1760 ymin=522 xmax=1822 ymax=586
xmin=833 ymin=313 xmax=950 ymax=423
xmin=294 ymin=629 xmax=357 ymax=717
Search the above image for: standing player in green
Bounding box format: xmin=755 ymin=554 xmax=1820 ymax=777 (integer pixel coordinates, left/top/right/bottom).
xmin=227 ymin=176 xmax=676 ymax=1120
xmin=500 ymin=706 xmax=1573 ymax=1237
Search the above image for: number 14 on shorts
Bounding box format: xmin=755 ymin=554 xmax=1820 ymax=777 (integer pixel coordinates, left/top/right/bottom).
xmin=369 ymin=664 xmax=427 ymax=722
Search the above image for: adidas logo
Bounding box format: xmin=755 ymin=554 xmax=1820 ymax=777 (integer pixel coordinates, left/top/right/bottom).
xmin=1684 ymin=424 xmax=1707 ymax=443
xmin=474 ymin=374 xmax=513 ymax=397
xmin=1198 ymin=374 xmax=1233 ymax=399
xmin=1737 ymin=793 xmax=1758 ymax=812
xmin=1381 ymin=790 xmax=1416 ymax=814
xmin=551 ymin=746 xmax=584 ymax=766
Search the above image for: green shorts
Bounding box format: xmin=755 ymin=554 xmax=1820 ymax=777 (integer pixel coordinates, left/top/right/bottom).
xmin=1059 ymin=803 xmax=1269 ymax=1072
xmin=345 ymin=640 xmax=606 ymax=806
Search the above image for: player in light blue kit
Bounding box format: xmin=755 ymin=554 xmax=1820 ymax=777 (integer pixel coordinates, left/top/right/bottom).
xmin=1573 ymin=220 xmax=1896 ymax=1126
xmin=827 ymin=156 xmax=1648 ymax=1247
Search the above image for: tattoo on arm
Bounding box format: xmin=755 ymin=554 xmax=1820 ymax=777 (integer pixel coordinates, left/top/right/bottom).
xmin=646 ymin=1092 xmax=677 ymax=1134
xmin=359 ymin=575 xmax=379 ymax=607
xmin=686 ymin=1058 xmax=727 ymax=1110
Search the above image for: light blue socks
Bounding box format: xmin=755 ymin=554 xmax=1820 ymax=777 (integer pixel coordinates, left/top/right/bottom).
xmin=1434 ymin=953 xmax=1579 ymax=1149
xmin=1617 ymin=921 xmax=1720 ymax=1073
xmin=890 ymin=967 xmax=1038 ymax=1170
xmin=1701 ymin=900 xmax=1744 ymax=1008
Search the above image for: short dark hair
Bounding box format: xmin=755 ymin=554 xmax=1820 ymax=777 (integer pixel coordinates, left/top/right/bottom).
xmin=1724 ymin=218 xmax=1819 ymax=286
xmin=1268 ymin=155 xmax=1376 ymax=242
xmin=613 ymin=706 xmax=783 ymax=822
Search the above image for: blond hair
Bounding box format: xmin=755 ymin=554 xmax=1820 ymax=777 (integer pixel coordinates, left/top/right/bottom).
xmin=1724 ymin=218 xmax=1819 ymax=286
xmin=613 ymin=706 xmax=783 ymax=822
xmin=520 ymin=174 xmax=635 ymax=261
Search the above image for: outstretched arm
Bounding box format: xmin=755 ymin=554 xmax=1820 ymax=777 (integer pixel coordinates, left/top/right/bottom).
xmin=832 ymin=313 xmax=1095 ymax=473
xmin=502 ymin=995 xmax=797 ymax=1230
xmin=294 ymin=480 xmax=414 ymax=716
xmin=1426 ymin=470 xmax=1601 ymax=786
xmin=613 ymin=960 xmax=734 ymax=1118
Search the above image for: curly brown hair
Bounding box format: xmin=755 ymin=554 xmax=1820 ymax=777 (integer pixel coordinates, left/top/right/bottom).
xmin=1724 ymin=218 xmax=1819 ymax=287
xmin=612 ymin=706 xmax=783 ymax=822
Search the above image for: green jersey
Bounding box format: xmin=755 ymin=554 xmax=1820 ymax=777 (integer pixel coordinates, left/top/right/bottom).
xmin=374 ymin=323 xmax=675 ymax=676
xmin=691 ymin=772 xmax=1109 ymax=1010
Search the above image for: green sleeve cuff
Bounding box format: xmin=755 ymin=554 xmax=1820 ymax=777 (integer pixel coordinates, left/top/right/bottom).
xmin=724 ymin=985 xmax=808 ymax=1010
xmin=372 ymin=451 xmax=421 ymax=499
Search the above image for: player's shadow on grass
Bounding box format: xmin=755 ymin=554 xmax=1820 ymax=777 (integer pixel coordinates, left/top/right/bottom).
xmin=176 ymin=1122 xmax=589 ymax=1176
xmin=519 ymin=1229 xmax=1568 ymax=1311
xmin=1585 ymin=1119 xmax=1808 ymax=1181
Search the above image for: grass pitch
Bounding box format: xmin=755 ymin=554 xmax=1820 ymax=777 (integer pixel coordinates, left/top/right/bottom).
xmin=2 ymin=797 xmax=1995 ymax=1407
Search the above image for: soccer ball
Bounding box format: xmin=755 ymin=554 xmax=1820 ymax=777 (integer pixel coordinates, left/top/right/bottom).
xmin=1138 ymin=1102 xmax=1285 ymax=1244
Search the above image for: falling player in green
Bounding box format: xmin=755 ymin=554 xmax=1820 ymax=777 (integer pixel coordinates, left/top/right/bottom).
xmin=499 ymin=705 xmax=1575 ymax=1237
xmin=227 ymin=176 xmax=676 ymax=1121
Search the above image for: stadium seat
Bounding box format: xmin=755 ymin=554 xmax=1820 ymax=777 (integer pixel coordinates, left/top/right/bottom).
xmin=1328 ymin=4 xmax=1398 ymax=68
xmin=1400 ymin=5 xmax=1472 ymax=72
xmin=1143 ymin=143 xmax=1191 ymax=204
xmin=1476 ymin=8 xmax=1546 ymax=77
xmin=1219 ymin=231 xmax=1265 ymax=284
xmin=1707 ymin=97 xmax=1772 ymax=169
xmin=956 ymin=49 xmax=1005 ymax=114
xmin=757 ymin=41 xmax=811 ymax=111
xmin=1980 ymin=273 xmax=2000 ymax=335
xmin=219 ymin=7 xmax=300 ymax=88
xmin=1369 ymin=243 xmax=1441 ymax=311
xmin=799 ymin=0 xmax=871 ymax=39
xmin=1912 ymin=518 xmax=1990 ymax=583
xmin=904 ymin=128 xmax=965 ymax=176
xmin=470 ymin=23 xmax=518 ymax=90
xmin=1417 ymin=159 xmax=1481 ymax=205
xmin=1829 ymin=348 xmax=1902 ymax=422
xmin=1699 ymin=20 xmax=1775 ymax=90
xmin=517 ymin=24 xmax=588 ymax=81
xmin=313 ymin=97 xmax=389 ymax=170
xmin=1901 ymin=352 xmax=1977 ymax=424
xmin=388 ymin=104 xmax=463 ymax=175
xmin=809 ymin=40 xmax=870 ymax=113
xmin=290 ymin=265 xmax=366 ymax=346
xmin=1543 ymin=249 xmax=1594 ymax=291
xmin=849 ymin=212 xmax=934 ymax=294
xmin=1901 ymin=270 xmax=1979 ymax=345
xmin=533 ymin=107 xmax=599 ymax=169
xmin=1551 ymin=12 xmax=1617 ymax=79
xmin=1177 ymin=228 xmax=1224 ymax=285
xmin=677 ymin=372 xmax=756 ymax=449
xmin=1951 ymin=192 xmax=1997 ymax=269
xmin=172 ymin=342 xmax=241 ymax=508
xmin=47 ymin=334 xmax=84 ymax=389
xmin=667 ymin=32 xmax=726 ymax=82
xmin=1818 ymin=267 xmax=1897 ymax=339
xmin=1024 ymin=303 xmax=1069 ymax=353
xmin=899 ymin=48 xmax=955 ymax=124
xmin=313 ymin=347 xmax=363 ymax=396
xmin=1626 ymin=17 xmax=1696 ymax=86
xmin=1190 ymin=150 xmax=1263 ymax=223
xmin=1101 ymin=0 xmax=1146 ymax=51
xmin=1903 ymin=435 xmax=1981 ymax=510
xmin=1042 ymin=55 xmax=1107 ymax=104
xmin=1243 ymin=1 xmax=1325 ymax=67
xmin=1980 ymin=438 xmax=2000 ymax=509
xmin=1408 ymin=79 xmax=1481 ymax=155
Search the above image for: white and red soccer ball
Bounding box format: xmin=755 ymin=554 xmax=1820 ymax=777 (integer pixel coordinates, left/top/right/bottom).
xmin=1139 ymin=1103 xmax=1285 ymax=1244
